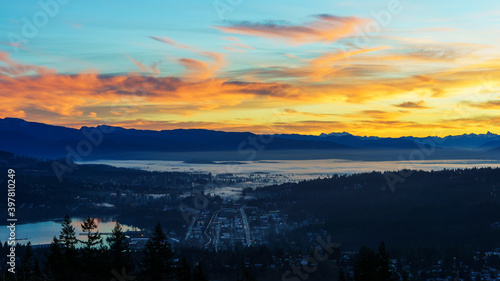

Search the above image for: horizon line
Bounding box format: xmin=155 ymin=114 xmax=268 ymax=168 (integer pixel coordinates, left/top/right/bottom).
xmin=1 ymin=117 xmax=498 ymax=139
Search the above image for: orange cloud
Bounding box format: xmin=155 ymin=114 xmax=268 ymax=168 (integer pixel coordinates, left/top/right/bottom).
xmin=0 ymin=50 xmax=55 ymax=76
xmin=224 ymin=46 xmax=245 ymax=53
xmin=393 ymin=101 xmax=429 ymax=109
xmin=222 ymin=37 xmax=240 ymax=41
xmin=178 ymin=51 xmax=226 ymax=80
xmin=214 ymin=14 xmax=367 ymax=45
xmin=0 ymin=70 xmax=307 ymax=126
xmin=307 ymin=46 xmax=390 ymax=81
xmin=2 ymin=39 xmax=500 ymax=138
xmin=179 ymin=58 xmax=216 ymax=80
xmin=341 ymin=110 xmax=408 ymax=121
xmin=440 ymin=116 xmax=500 ymax=130
xmin=150 ymin=36 xmax=227 ymax=80
xmin=281 ymin=108 xmax=337 ymax=118
xmin=463 ymin=100 xmax=500 ymax=109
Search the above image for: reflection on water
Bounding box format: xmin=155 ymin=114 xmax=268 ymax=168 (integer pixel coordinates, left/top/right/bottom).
xmin=79 ymin=159 xmax=500 ymax=177
xmin=0 ymin=218 xmax=139 ymax=246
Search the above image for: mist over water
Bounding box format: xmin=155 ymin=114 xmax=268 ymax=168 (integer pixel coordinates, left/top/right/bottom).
xmin=79 ymin=159 xmax=500 ymax=178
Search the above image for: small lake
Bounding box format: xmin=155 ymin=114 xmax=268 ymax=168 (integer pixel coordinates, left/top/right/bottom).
xmin=0 ymin=218 xmax=140 ymax=246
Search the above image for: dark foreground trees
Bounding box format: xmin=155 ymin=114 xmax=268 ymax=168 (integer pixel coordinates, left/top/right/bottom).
xmin=139 ymin=222 xmax=174 ymax=281
xmin=42 ymin=217 xmax=137 ymax=281
xmin=353 ymin=242 xmax=398 ymax=281
xmin=3 ymin=216 xmax=212 ymax=281
xmin=4 ymin=216 xmax=403 ymax=281
xmin=107 ymin=222 xmax=132 ymax=273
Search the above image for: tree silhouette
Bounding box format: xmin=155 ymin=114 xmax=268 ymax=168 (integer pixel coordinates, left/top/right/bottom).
xmin=80 ymin=216 xmax=102 ymax=250
xmin=44 ymin=237 xmax=64 ymax=281
xmin=354 ymin=246 xmax=377 ymax=281
xmin=59 ymin=215 xmax=78 ymax=249
xmin=354 ymin=243 xmax=398 ymax=281
xmin=237 ymin=260 xmax=256 ymax=281
xmin=338 ymin=267 xmax=347 ymax=281
xmin=58 ymin=215 xmax=80 ymax=277
xmin=193 ymin=261 xmax=208 ymax=281
xmin=176 ymin=258 xmax=192 ymax=281
xmin=107 ymin=222 xmax=132 ymax=273
xmin=140 ymin=222 xmax=174 ymax=280
xmin=376 ymin=242 xmax=398 ymax=281
xmin=80 ymin=216 xmax=103 ymax=280
xmin=19 ymin=242 xmax=36 ymax=281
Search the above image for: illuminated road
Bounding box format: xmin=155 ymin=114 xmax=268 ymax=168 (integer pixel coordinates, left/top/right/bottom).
xmin=214 ymin=224 xmax=221 ymax=252
xmin=204 ymin=209 xmax=221 ymax=248
xmin=240 ymin=207 xmax=252 ymax=246
xmin=184 ymin=216 xmax=197 ymax=241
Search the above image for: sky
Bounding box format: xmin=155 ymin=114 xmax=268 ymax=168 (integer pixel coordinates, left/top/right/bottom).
xmin=1 ymin=0 xmax=500 ymax=137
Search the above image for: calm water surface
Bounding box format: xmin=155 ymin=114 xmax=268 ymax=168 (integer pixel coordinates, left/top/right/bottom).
xmin=0 ymin=218 xmax=140 ymax=246
xmin=80 ymin=159 xmax=500 ymax=177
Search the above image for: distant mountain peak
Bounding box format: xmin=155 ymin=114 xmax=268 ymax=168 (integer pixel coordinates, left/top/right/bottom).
xmin=320 ymin=132 xmax=353 ymax=137
xmin=444 ymin=132 xmax=499 ymax=139
xmin=2 ymin=118 xmax=500 ymax=156
xmin=2 ymin=117 xmax=27 ymax=125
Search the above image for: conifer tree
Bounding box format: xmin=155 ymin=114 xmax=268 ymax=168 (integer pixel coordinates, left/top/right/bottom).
xmin=44 ymin=237 xmax=63 ymax=281
xmin=81 ymin=216 xmax=102 ymax=250
xmin=107 ymin=222 xmax=132 ymax=273
xmin=338 ymin=267 xmax=347 ymax=281
xmin=354 ymin=246 xmax=377 ymax=281
xmin=193 ymin=262 xmax=208 ymax=281
xmin=58 ymin=215 xmax=80 ymax=277
xmin=176 ymin=258 xmax=192 ymax=281
xmin=80 ymin=216 xmax=103 ymax=280
xmin=33 ymin=260 xmax=42 ymax=281
xmin=59 ymin=215 xmax=78 ymax=249
xmin=19 ymin=242 xmax=35 ymax=281
xmin=140 ymin=222 xmax=174 ymax=281
xmin=238 ymin=260 xmax=256 ymax=281
xmin=376 ymin=242 xmax=398 ymax=281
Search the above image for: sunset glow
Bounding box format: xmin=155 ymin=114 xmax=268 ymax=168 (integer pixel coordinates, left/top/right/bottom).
xmin=2 ymin=0 xmax=500 ymax=137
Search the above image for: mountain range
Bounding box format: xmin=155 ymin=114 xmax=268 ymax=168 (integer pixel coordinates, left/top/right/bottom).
xmin=1 ymin=117 xmax=500 ymax=161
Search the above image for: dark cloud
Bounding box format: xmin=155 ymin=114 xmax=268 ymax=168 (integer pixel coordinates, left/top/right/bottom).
xmin=393 ymin=101 xmax=429 ymax=109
